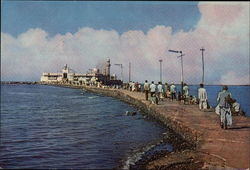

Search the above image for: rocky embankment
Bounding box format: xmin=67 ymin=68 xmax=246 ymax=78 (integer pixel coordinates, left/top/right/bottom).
xmin=82 ymin=86 xmax=250 ymax=170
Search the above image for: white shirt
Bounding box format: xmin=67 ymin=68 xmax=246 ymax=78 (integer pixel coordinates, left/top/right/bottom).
xmin=144 ymin=82 xmax=150 ymax=91
xmin=170 ymin=85 xmax=176 ymax=93
xmin=232 ymin=102 xmax=240 ymax=112
xmin=150 ymin=84 xmax=156 ymax=92
xmin=157 ymin=84 xmax=163 ymax=93
xmin=198 ymin=88 xmax=207 ymax=101
xmin=132 ymin=82 xmax=135 ymax=90
xmin=183 ymin=85 xmax=189 ymax=96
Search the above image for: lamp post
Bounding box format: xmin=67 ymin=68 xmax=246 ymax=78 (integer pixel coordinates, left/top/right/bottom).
xmin=168 ymin=50 xmax=185 ymax=97
xmin=129 ymin=62 xmax=131 ymax=82
xmin=114 ymin=64 xmax=123 ymax=82
xmin=159 ymin=59 xmax=163 ymax=82
xmin=200 ymin=47 xmax=205 ymax=84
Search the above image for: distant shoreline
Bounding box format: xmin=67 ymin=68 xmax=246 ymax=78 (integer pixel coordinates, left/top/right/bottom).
xmin=1 ymin=81 xmax=250 ymax=86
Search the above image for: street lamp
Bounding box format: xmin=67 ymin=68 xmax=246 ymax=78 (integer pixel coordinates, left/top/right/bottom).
xmin=168 ymin=50 xmax=185 ymax=97
xmin=200 ymin=47 xmax=205 ymax=84
xmin=129 ymin=62 xmax=131 ymax=82
xmin=159 ymin=59 xmax=163 ymax=82
xmin=114 ymin=64 xmax=123 ymax=82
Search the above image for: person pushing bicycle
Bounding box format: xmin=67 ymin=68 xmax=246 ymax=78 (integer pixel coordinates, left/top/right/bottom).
xmin=217 ymin=85 xmax=233 ymax=129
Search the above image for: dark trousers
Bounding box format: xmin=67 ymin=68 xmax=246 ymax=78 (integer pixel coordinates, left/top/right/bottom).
xmin=151 ymin=92 xmax=155 ymax=97
xmin=145 ymin=90 xmax=149 ymax=100
xmin=171 ymin=92 xmax=176 ymax=101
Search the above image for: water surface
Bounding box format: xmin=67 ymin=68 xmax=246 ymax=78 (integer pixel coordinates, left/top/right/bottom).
xmin=0 ymin=84 xmax=167 ymax=169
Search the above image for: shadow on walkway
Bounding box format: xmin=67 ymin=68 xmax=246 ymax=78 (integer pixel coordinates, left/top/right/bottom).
xmin=229 ymin=126 xmax=250 ymax=130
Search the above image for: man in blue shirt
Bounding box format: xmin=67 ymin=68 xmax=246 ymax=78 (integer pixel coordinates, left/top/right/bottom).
xmin=217 ymin=85 xmax=232 ymax=128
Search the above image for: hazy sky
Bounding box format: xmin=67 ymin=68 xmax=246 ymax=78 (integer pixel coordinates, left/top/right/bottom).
xmin=1 ymin=1 xmax=249 ymax=85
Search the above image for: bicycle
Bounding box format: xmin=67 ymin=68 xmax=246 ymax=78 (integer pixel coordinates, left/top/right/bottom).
xmin=219 ymin=104 xmax=231 ymax=129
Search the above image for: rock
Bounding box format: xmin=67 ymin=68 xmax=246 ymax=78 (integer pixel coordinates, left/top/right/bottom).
xmin=125 ymin=111 xmax=137 ymax=116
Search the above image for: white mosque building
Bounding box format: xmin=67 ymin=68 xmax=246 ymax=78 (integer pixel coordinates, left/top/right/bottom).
xmin=40 ymin=58 xmax=121 ymax=86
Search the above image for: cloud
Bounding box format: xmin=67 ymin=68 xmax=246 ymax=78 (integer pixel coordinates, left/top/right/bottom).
xmin=1 ymin=2 xmax=249 ymax=85
xmin=218 ymin=71 xmax=250 ymax=85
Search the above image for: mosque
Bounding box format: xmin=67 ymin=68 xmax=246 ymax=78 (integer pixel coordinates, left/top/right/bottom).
xmin=40 ymin=58 xmax=122 ymax=86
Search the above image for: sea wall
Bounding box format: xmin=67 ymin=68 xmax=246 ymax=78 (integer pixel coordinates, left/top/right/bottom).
xmin=83 ymin=86 xmax=203 ymax=148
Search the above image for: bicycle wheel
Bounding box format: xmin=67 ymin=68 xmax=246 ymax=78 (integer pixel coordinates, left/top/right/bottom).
xmin=219 ymin=113 xmax=223 ymax=128
xmin=224 ymin=112 xmax=227 ymax=130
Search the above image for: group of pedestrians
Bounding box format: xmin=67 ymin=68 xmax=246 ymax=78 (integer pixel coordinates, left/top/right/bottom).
xmin=143 ymin=80 xmax=190 ymax=104
xmin=127 ymin=81 xmax=141 ymax=92
xmin=198 ymin=84 xmax=241 ymax=128
xmin=140 ymin=80 xmax=243 ymax=129
xmin=143 ymin=80 xmax=164 ymax=104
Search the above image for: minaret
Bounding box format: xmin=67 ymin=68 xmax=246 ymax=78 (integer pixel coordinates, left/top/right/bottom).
xmin=106 ymin=58 xmax=111 ymax=79
xmin=62 ymin=64 xmax=69 ymax=79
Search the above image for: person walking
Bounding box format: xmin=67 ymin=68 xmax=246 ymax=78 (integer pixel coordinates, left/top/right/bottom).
xmin=170 ymin=82 xmax=176 ymax=101
xmin=144 ymin=80 xmax=150 ymax=100
xmin=183 ymin=83 xmax=189 ymax=104
xmin=157 ymin=82 xmax=163 ymax=101
xmin=198 ymin=83 xmax=207 ymax=110
xmin=164 ymin=83 xmax=168 ymax=98
xmin=129 ymin=81 xmax=132 ymax=91
xmin=216 ymin=85 xmax=232 ymax=128
xmin=150 ymin=81 xmax=156 ymax=104
xmin=132 ymin=82 xmax=135 ymax=91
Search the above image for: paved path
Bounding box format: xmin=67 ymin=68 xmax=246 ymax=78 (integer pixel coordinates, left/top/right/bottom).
xmin=88 ymin=87 xmax=250 ymax=169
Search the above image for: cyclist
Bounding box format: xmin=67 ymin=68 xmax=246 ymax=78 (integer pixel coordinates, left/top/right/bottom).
xmin=217 ymin=85 xmax=232 ymax=129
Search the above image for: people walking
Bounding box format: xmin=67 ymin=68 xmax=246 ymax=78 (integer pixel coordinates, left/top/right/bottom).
xmin=170 ymin=82 xmax=176 ymax=101
xmin=216 ymin=85 xmax=232 ymax=128
xmin=144 ymin=80 xmax=150 ymax=100
xmin=198 ymin=83 xmax=207 ymax=110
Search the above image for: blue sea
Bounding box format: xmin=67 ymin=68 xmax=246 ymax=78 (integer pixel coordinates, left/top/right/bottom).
xmin=0 ymin=84 xmax=170 ymax=169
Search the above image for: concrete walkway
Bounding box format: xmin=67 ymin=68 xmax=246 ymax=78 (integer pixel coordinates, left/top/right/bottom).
xmin=86 ymin=86 xmax=250 ymax=169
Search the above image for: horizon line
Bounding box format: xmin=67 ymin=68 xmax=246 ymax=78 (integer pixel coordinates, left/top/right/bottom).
xmin=1 ymin=81 xmax=250 ymax=86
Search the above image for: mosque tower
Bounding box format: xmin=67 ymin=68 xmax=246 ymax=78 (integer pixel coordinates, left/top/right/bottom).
xmin=105 ymin=58 xmax=111 ymax=80
xmin=62 ymin=64 xmax=69 ymax=79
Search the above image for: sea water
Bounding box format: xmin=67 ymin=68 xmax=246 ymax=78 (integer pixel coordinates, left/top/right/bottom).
xmin=0 ymin=84 xmax=168 ymax=169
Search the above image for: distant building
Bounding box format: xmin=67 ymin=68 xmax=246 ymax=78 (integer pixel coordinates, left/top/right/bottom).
xmin=40 ymin=58 xmax=122 ymax=86
xmin=40 ymin=64 xmax=74 ymax=83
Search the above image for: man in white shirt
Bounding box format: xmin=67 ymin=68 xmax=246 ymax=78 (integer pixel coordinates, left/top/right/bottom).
xmin=132 ymin=82 xmax=135 ymax=91
xmin=150 ymin=81 xmax=156 ymax=104
xmin=144 ymin=80 xmax=150 ymax=100
xmin=170 ymin=82 xmax=176 ymax=101
xmin=157 ymin=82 xmax=163 ymax=101
xmin=198 ymin=83 xmax=207 ymax=110
xmin=183 ymin=83 xmax=189 ymax=104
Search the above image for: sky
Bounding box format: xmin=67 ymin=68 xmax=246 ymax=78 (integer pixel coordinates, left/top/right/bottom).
xmin=1 ymin=1 xmax=250 ymax=85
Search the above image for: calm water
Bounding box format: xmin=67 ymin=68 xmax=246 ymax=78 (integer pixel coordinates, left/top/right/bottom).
xmin=0 ymin=84 xmax=168 ymax=169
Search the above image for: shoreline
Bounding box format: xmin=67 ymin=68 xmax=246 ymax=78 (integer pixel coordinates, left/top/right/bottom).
xmin=1 ymin=81 xmax=250 ymax=86
xmin=42 ymin=83 xmax=206 ymax=169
